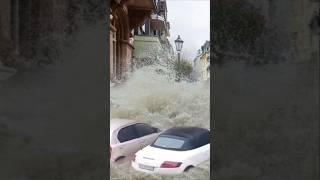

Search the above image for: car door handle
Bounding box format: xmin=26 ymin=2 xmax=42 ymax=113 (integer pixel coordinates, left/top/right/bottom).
xmin=119 ymin=146 xmax=124 ymax=150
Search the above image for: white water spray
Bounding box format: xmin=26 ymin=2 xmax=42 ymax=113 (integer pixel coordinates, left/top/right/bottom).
xmin=110 ymin=65 xmax=210 ymax=180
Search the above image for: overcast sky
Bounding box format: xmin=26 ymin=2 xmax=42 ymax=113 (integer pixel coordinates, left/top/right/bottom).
xmin=167 ymin=0 xmax=210 ymax=61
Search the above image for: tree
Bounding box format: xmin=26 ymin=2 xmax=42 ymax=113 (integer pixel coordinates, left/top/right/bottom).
xmin=173 ymin=60 xmax=193 ymax=82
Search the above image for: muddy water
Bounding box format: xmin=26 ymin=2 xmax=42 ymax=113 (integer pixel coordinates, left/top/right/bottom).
xmin=110 ymin=66 xmax=210 ymax=180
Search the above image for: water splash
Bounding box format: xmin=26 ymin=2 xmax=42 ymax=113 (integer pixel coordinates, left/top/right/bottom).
xmin=110 ymin=65 xmax=210 ymax=180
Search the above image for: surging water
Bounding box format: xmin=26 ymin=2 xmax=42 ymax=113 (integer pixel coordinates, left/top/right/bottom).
xmin=110 ymin=66 xmax=210 ymax=180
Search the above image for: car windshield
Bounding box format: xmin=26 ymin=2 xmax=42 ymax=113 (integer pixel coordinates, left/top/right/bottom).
xmin=152 ymin=136 xmax=185 ymax=150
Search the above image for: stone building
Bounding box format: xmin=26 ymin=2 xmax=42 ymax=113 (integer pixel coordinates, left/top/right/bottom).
xmin=132 ymin=0 xmax=174 ymax=68
xmin=109 ymin=0 xmax=156 ymax=80
xmin=193 ymin=41 xmax=210 ymax=81
xmin=244 ymin=0 xmax=319 ymax=63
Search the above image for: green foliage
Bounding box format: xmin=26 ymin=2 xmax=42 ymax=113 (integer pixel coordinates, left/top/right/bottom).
xmin=173 ymin=60 xmax=193 ymax=81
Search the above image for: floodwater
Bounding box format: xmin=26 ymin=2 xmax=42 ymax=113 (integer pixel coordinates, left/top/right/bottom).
xmin=110 ymin=66 xmax=210 ymax=180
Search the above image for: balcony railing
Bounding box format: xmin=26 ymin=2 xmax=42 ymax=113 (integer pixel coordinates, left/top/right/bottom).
xmin=151 ymin=14 xmax=165 ymax=21
xmin=150 ymin=13 xmax=166 ymax=31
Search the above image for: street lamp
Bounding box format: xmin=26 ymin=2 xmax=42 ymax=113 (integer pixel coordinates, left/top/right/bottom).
xmin=174 ymin=35 xmax=184 ymax=61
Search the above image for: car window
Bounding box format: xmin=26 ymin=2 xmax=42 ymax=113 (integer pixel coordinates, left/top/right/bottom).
xmin=134 ymin=123 xmax=157 ymax=138
xmin=152 ymin=136 xmax=185 ymax=150
xmin=200 ymin=131 xmax=210 ymax=146
xmin=117 ymin=125 xmax=138 ymax=143
xmin=194 ymin=131 xmax=210 ymax=148
xmin=181 ymin=140 xmax=194 ymax=150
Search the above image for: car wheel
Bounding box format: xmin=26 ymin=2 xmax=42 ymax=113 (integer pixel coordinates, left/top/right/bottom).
xmin=115 ymin=156 xmax=125 ymax=162
xmin=184 ymin=165 xmax=194 ymax=172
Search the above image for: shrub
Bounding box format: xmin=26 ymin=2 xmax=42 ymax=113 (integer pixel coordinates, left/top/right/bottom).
xmin=174 ymin=60 xmax=193 ymax=82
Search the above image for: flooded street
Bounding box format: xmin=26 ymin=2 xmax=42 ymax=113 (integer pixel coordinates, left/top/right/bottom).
xmin=110 ymin=66 xmax=210 ymax=180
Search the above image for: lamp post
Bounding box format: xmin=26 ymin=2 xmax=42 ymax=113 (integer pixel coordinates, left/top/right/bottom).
xmin=174 ymin=35 xmax=184 ymax=62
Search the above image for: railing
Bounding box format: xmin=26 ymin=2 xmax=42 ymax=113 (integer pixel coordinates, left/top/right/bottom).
xmin=151 ymin=14 xmax=165 ymax=21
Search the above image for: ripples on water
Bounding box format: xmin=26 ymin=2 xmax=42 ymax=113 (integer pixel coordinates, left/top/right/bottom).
xmin=110 ymin=66 xmax=210 ymax=180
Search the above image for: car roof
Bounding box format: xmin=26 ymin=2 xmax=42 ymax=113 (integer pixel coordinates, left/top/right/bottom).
xmin=110 ymin=118 xmax=137 ymax=132
xmin=160 ymin=127 xmax=209 ymax=140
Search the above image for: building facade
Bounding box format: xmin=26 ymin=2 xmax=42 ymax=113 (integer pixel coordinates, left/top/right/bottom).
xmin=132 ymin=0 xmax=173 ymax=67
xmin=193 ymin=41 xmax=210 ymax=81
xmin=109 ymin=0 xmax=156 ymax=80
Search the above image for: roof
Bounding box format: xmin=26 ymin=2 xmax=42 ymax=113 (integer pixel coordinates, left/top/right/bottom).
xmin=110 ymin=118 xmax=136 ymax=132
xmin=160 ymin=127 xmax=209 ymax=140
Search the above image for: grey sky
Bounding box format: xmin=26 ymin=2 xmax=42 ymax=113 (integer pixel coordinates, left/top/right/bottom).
xmin=167 ymin=0 xmax=210 ymax=61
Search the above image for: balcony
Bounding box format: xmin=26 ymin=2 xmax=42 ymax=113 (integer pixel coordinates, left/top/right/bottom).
xmin=126 ymin=0 xmax=156 ymax=29
xmin=151 ymin=14 xmax=165 ymax=21
xmin=126 ymin=0 xmax=155 ymax=10
xmin=150 ymin=14 xmax=166 ymax=31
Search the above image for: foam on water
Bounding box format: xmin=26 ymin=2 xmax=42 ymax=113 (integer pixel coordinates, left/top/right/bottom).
xmin=110 ymin=65 xmax=210 ymax=180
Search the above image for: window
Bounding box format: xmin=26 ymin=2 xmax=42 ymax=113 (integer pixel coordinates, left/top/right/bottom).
xmin=153 ymin=136 xmax=185 ymax=149
xmin=195 ymin=131 xmax=210 ymax=148
xmin=138 ymin=26 xmax=145 ymax=35
xmin=117 ymin=125 xmax=138 ymax=143
xmin=141 ymin=24 xmax=145 ymax=34
xmin=183 ymin=131 xmax=210 ymax=150
xmin=134 ymin=123 xmax=157 ymax=138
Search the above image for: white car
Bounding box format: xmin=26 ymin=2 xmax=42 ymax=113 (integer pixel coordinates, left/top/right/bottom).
xmin=132 ymin=127 xmax=210 ymax=174
xmin=110 ymin=118 xmax=161 ymax=162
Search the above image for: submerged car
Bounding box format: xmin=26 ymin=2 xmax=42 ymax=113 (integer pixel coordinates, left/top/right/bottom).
xmin=110 ymin=118 xmax=161 ymax=162
xmin=132 ymin=127 xmax=210 ymax=174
